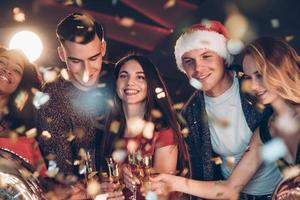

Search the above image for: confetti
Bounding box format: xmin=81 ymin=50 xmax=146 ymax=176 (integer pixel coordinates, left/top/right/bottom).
xmin=15 ymin=125 xmax=26 ymax=133
xmin=181 ymin=128 xmax=189 ymax=138
xmin=25 ymin=128 xmax=37 ymax=138
xmin=156 ymin=92 xmax=166 ymax=99
xmin=33 ymin=91 xmax=50 ymax=109
xmin=163 ymin=0 xmax=176 ymax=9
xmin=127 ymin=139 xmax=138 ymax=153
xmin=14 ymin=90 xmax=29 ymax=111
xmin=211 ymin=157 xmax=222 ymax=165
xmin=67 ymin=132 xmax=76 ymax=142
xmin=270 ymin=19 xmax=280 ymax=28
xmin=143 ymin=121 xmax=155 ymax=139
xmin=145 ymin=191 xmax=158 ymax=200
xmin=46 ymin=160 xmax=59 ymax=177
xmin=87 ymin=179 xmax=101 ymax=196
xmin=43 ymin=70 xmax=58 ymax=83
xmin=127 ymin=117 xmax=145 ymax=137
xmin=155 ymin=87 xmax=163 ymax=93
xmin=13 ymin=7 xmax=26 ymax=22
xmin=110 ymin=120 xmax=120 ymax=134
xmin=173 ymin=102 xmax=184 ymax=110
xmin=226 ymin=156 xmax=235 ymax=168
xmin=241 ymin=79 xmax=252 ymax=94
xmin=41 ymin=130 xmax=52 ymax=140
xmin=151 ymin=109 xmax=162 ymax=118
xmin=260 ymin=138 xmax=287 ymax=163
xmin=112 ymin=149 xmax=127 ymax=164
xmin=285 ymin=35 xmax=294 ymax=42
xmin=60 ymin=68 xmax=70 ymax=80
xmin=189 ymin=78 xmax=203 ymax=90
xmin=119 ymin=17 xmax=135 ymax=27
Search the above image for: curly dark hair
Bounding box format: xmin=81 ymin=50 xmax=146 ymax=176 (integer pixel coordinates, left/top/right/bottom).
xmin=0 ymin=47 xmax=42 ymax=130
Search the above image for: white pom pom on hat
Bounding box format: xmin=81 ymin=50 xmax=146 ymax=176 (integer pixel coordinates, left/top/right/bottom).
xmin=174 ymin=20 xmax=244 ymax=73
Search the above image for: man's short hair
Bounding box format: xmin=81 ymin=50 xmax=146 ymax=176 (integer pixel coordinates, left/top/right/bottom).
xmin=56 ymin=12 xmax=104 ymax=44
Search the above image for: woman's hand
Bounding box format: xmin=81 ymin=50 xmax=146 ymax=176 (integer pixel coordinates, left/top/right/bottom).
xmin=122 ymin=164 xmax=140 ymax=192
xmin=148 ymin=173 xmax=176 ymax=196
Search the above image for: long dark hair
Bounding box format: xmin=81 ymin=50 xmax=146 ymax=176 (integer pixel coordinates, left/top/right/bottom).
xmin=101 ymin=54 xmax=189 ymax=172
xmin=0 ymin=47 xmax=42 ymax=130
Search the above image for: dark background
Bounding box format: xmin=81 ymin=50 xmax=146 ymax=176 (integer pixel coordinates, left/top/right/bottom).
xmin=0 ymin=0 xmax=299 ymax=103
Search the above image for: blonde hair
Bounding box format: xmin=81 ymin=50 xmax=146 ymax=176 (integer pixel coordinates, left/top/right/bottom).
xmin=243 ymin=37 xmax=300 ymax=104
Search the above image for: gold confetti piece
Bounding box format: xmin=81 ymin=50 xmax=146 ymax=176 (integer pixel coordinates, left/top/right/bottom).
xmin=110 ymin=120 xmax=120 ymax=134
xmin=143 ymin=121 xmax=155 ymax=139
xmin=25 ymin=128 xmax=37 ymax=138
xmin=74 ymin=160 xmax=81 ymax=166
xmin=237 ymin=71 xmax=244 ymax=79
xmin=127 ymin=139 xmax=138 ymax=153
xmin=60 ymin=68 xmax=70 ymax=80
xmin=127 ymin=117 xmax=145 ymax=137
xmin=270 ymin=19 xmax=280 ymax=28
xmin=241 ymin=79 xmax=252 ymax=94
xmin=112 ymin=149 xmax=127 ymax=163
xmin=226 ymin=156 xmax=235 ymax=168
xmin=164 ymin=0 xmax=176 ymax=9
xmin=79 ymin=148 xmax=87 ymax=160
xmin=155 ymin=87 xmax=163 ymax=93
xmin=157 ymin=92 xmax=166 ymax=99
xmin=285 ymin=35 xmax=294 ymax=42
xmin=13 ymin=7 xmax=25 ymax=22
xmin=211 ymin=157 xmax=222 ymax=165
xmin=67 ymin=132 xmax=76 ymax=142
xmin=14 ymin=90 xmax=29 ymax=111
xmin=151 ymin=109 xmax=162 ymax=118
xmin=173 ymin=102 xmax=184 ymax=110
xmin=15 ymin=125 xmax=26 ymax=133
xmin=87 ymin=179 xmax=101 ymax=196
xmin=119 ymin=17 xmax=135 ymax=27
xmin=41 ymin=130 xmax=51 ymax=140
xmin=255 ymin=103 xmax=265 ymax=112
xmin=43 ymin=70 xmax=58 ymax=83
xmin=181 ymin=128 xmax=189 ymax=138
xmin=75 ymin=0 xmax=83 ymax=6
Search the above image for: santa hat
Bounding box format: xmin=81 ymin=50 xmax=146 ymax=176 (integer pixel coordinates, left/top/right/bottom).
xmin=174 ymin=20 xmax=244 ymax=72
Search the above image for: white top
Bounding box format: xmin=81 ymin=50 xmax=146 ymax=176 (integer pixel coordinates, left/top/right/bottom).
xmin=204 ymin=75 xmax=282 ymax=195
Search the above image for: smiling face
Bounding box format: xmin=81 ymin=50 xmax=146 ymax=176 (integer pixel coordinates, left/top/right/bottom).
xmin=181 ymin=48 xmax=231 ymax=96
xmin=58 ymin=34 xmax=106 ymax=90
xmin=0 ymin=50 xmax=25 ymax=96
xmin=242 ymin=54 xmax=279 ymax=105
xmin=116 ymin=59 xmax=147 ymax=105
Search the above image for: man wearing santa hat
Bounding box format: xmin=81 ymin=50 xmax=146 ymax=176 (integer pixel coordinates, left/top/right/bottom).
xmin=156 ymin=20 xmax=282 ymax=199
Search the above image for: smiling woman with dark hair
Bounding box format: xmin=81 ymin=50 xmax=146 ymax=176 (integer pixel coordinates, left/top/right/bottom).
xmin=0 ymin=46 xmax=46 ymax=174
xmin=101 ymin=54 xmax=189 ymax=200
